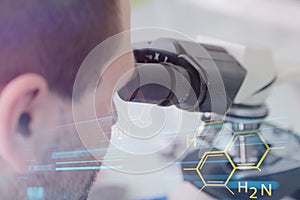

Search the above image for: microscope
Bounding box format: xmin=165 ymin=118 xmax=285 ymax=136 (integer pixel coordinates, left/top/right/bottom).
xmin=118 ymin=38 xmax=300 ymax=199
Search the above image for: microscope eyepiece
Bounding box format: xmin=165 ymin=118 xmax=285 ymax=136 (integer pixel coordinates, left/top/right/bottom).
xmin=118 ymin=38 xmax=247 ymax=115
xmin=118 ymin=51 xmax=206 ymax=111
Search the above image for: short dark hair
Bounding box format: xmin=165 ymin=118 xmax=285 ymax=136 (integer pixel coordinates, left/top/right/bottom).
xmin=0 ymin=0 xmax=120 ymax=98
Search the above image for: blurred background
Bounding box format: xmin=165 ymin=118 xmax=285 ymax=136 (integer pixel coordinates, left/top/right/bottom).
xmin=90 ymin=1 xmax=300 ymax=199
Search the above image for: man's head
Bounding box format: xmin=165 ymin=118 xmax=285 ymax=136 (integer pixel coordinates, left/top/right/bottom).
xmin=0 ymin=0 xmax=133 ymax=199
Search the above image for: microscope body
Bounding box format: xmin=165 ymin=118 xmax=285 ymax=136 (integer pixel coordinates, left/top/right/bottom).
xmin=117 ymin=38 xmax=299 ymax=199
xmin=118 ymin=37 xmax=277 ymax=168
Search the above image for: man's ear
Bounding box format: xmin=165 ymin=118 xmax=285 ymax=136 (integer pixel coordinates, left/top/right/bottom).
xmin=0 ymin=73 xmax=48 ymax=172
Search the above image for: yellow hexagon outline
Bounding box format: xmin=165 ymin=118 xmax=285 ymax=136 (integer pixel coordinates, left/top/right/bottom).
xmin=184 ymin=151 xmax=236 ymax=195
xmin=225 ymin=130 xmax=270 ymax=171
